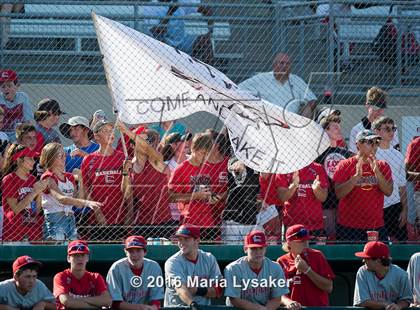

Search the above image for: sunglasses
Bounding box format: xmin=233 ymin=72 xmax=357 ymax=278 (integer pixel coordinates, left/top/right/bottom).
xmin=381 ymin=126 xmax=397 ymax=133
xmin=289 ymin=228 xmax=309 ymax=239
xmin=69 ymin=244 xmax=87 ymax=252
xmin=177 ymin=228 xmax=191 ymax=236
xmin=127 ymin=241 xmax=145 ymax=247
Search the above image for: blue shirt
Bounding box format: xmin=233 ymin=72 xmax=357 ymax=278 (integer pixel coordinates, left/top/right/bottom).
xmin=64 ymin=142 xmax=99 ymax=172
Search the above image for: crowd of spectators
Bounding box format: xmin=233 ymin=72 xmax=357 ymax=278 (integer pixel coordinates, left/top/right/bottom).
xmin=0 ymin=61 xmax=419 ymax=244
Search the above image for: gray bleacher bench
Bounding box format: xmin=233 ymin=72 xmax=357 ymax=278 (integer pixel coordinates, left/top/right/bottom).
xmin=8 ymin=4 xmax=240 ymax=60
xmin=337 ymin=5 xmax=420 ymax=47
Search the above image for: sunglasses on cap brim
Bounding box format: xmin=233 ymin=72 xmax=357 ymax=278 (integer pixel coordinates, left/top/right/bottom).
xmin=126 ymin=241 xmax=145 ymax=248
xmin=290 ymin=228 xmax=310 ymax=239
xmin=68 ymin=244 xmax=88 ymax=252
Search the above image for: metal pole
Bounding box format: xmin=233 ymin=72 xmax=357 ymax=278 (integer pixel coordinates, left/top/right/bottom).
xmin=327 ymin=0 xmax=336 ymax=99
xmin=395 ymin=4 xmax=402 ymax=87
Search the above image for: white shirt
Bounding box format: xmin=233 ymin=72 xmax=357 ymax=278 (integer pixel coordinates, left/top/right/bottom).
xmin=238 ymin=72 xmax=317 ymax=114
xmin=376 ymin=146 xmax=407 ymax=208
xmin=349 ymin=122 xmax=399 ymax=154
xmin=42 ymin=175 xmax=75 ymax=215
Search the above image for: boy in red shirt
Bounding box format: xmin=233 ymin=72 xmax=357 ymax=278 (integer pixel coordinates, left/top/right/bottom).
xmin=169 ymin=133 xmax=216 ymax=239
xmin=277 ymin=163 xmax=329 ymax=235
xmin=203 ymin=131 xmax=229 ymax=225
xmin=53 ymin=240 xmax=112 ymax=309
xmin=277 ymin=224 xmax=335 ymax=306
xmin=334 ymin=130 xmax=393 ymax=242
xmin=80 ymin=120 xmax=132 ymax=239
xmin=258 ymin=173 xmax=283 ymax=241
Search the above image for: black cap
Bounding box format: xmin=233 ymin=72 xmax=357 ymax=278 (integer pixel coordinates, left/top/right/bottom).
xmin=37 ymin=98 xmax=66 ymax=115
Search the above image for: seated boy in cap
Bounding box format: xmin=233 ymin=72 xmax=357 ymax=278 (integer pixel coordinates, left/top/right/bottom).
xmin=164 ymin=224 xmax=223 ymax=308
xmin=0 ymin=255 xmax=55 ymax=310
xmin=0 ymin=69 xmax=33 ymax=140
xmin=224 ymin=230 xmax=298 ymax=310
xmin=106 ymin=236 xmax=164 ymax=310
xmin=277 ymin=225 xmax=335 ymax=307
xmin=53 ymin=240 xmax=112 ymax=309
xmin=354 ymin=241 xmax=412 ymax=309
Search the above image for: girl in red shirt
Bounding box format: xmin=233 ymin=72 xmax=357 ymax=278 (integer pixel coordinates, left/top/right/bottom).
xmin=1 ymin=144 xmax=47 ymax=241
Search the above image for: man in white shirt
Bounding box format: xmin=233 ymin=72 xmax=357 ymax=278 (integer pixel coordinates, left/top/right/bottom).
xmin=373 ymin=116 xmax=407 ymax=241
xmin=238 ymin=52 xmax=317 ymax=118
xmin=349 ymin=87 xmax=399 ymax=154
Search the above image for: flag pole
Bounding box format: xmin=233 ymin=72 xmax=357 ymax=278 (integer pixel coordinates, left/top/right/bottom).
xmin=92 ymin=11 xmax=128 ymax=159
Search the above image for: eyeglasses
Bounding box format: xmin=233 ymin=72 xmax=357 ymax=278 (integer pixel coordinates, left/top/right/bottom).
xmin=360 ymin=139 xmax=380 ymax=146
xmin=381 ymin=126 xmax=397 ymax=133
xmin=289 ymin=228 xmax=309 ymax=239
xmin=127 ymin=241 xmax=145 ymax=247
xmin=69 ymin=244 xmax=87 ymax=252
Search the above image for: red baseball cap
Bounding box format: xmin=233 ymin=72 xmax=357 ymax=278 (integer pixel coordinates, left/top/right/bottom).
xmin=67 ymin=240 xmax=90 ymax=255
xmin=244 ymin=230 xmax=267 ymax=248
xmin=285 ymin=224 xmax=312 ymax=242
xmin=125 ymin=235 xmax=147 ymax=250
xmin=134 ymin=126 xmax=146 ymax=135
xmin=175 ymin=224 xmax=200 ymax=239
xmin=355 ymin=241 xmax=390 ymax=259
xmin=12 ymin=256 xmax=42 ymax=274
xmin=0 ymin=69 xmax=18 ymax=83
xmin=12 ymin=148 xmax=40 ymax=161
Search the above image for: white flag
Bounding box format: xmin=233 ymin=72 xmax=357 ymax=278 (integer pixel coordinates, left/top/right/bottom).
xmin=92 ymin=13 xmax=329 ymax=173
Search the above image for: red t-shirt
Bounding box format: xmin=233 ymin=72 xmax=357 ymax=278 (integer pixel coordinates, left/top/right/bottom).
xmin=277 ymin=163 xmax=329 ymax=231
xmin=337 ymin=138 xmax=347 ymax=149
xmin=168 ymin=160 xmax=216 ymax=227
xmin=333 ymin=156 xmax=392 ymax=229
xmin=203 ymin=157 xmax=229 ymax=223
xmin=1 ymin=172 xmax=43 ymax=241
xmin=259 ymin=173 xmax=283 ymax=206
xmin=277 ymin=248 xmax=335 ymax=306
xmin=34 ymin=131 xmax=45 ymax=154
xmin=406 ymin=136 xmax=420 ymax=191
xmin=0 ymin=103 xmax=23 ymax=132
xmin=81 ymin=150 xmax=126 ymax=224
xmin=53 ymin=269 xmax=108 ymax=310
xmin=132 ymin=161 xmax=172 ymax=224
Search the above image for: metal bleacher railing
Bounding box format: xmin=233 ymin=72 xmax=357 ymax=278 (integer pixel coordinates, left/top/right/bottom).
xmin=0 ymin=0 xmax=419 ymax=244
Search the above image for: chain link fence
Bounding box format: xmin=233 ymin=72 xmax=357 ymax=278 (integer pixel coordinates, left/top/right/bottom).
xmin=0 ymin=0 xmax=419 ymax=244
